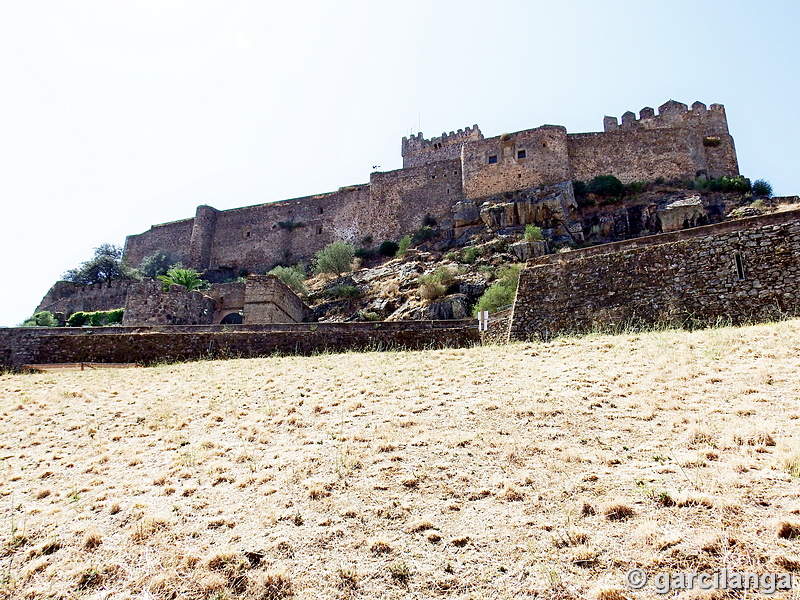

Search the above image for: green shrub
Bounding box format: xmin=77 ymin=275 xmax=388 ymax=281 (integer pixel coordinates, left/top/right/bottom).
xmin=699 ymin=175 xmax=751 ymax=194
xmin=158 ymin=267 xmax=208 ymax=292
xmin=473 ymin=264 xmax=523 ymax=316
xmin=752 ymin=179 xmax=773 ymax=198
xmin=461 ymin=247 xmax=480 ymax=264
xmin=313 ymin=241 xmax=355 ymax=277
xmin=411 ymin=226 xmax=437 ymax=244
xmin=378 ymin=241 xmax=399 ymax=257
xmin=418 ymin=266 xmax=457 ymax=300
xmin=524 ymin=225 xmax=544 ymax=242
xmin=358 ymin=310 xmax=381 ymax=321
xmin=422 ymin=214 xmax=438 ymax=227
xmin=22 ymin=311 xmax=59 ymax=327
xmin=626 ymin=181 xmax=646 ymax=195
xmin=587 ymin=175 xmax=624 ymax=198
xmin=325 ymin=285 xmax=360 ymax=299
xmin=397 ymin=236 xmax=412 ymax=256
xmin=105 ymin=308 xmax=125 ymax=324
xmin=268 ymin=264 xmax=307 ymax=295
xmin=66 ymin=309 xmax=124 ymax=327
xmin=67 ymin=312 xmax=88 ymax=327
xmin=354 ymin=248 xmax=374 ymax=260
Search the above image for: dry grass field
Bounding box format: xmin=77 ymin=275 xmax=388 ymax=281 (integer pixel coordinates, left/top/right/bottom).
xmin=2 ymin=320 xmax=800 ymax=599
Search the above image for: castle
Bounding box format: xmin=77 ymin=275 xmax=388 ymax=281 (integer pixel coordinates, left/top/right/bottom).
xmin=11 ymin=99 xmax=800 ymax=370
xmin=123 ymin=100 xmax=738 ymax=273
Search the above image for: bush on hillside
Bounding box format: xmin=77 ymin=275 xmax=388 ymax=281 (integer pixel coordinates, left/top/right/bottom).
xmin=473 ymin=264 xmax=523 ymax=316
xmin=378 ymin=241 xmax=399 ymax=257
xmin=587 ymin=175 xmax=624 ymax=198
xmin=268 ymin=264 xmax=307 ymax=295
xmin=752 ymin=179 xmax=773 ymax=198
xmin=313 ymin=241 xmax=355 ymax=277
xmin=418 ymin=266 xmax=457 ymax=301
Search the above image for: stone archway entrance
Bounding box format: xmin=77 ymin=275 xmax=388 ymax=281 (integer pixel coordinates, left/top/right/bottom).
xmin=219 ymin=312 xmax=243 ymax=325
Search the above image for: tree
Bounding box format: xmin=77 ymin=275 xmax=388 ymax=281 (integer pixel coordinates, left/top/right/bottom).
xmin=268 ymin=264 xmax=307 ymax=295
xmin=158 ymin=267 xmax=208 ymax=291
xmin=63 ymin=243 xmax=137 ymax=285
xmin=312 ymin=241 xmax=355 ymax=277
xmin=138 ymin=250 xmax=182 ymax=279
xmin=22 ymin=311 xmax=59 ymax=327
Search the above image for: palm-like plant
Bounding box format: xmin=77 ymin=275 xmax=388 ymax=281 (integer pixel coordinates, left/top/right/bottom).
xmin=158 ymin=267 xmax=208 ymax=292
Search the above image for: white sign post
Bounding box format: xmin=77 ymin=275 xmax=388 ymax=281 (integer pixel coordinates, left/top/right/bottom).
xmin=478 ymin=310 xmax=489 ymax=332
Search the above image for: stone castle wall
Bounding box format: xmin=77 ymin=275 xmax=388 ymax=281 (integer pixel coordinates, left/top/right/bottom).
xmin=123 ymin=217 xmax=194 ymax=271
xmin=36 ymin=280 xmax=134 ymax=316
xmin=121 ymin=100 xmax=740 ymax=275
xmin=570 ymin=101 xmax=738 ymax=184
xmin=122 ymin=282 xmax=217 ymax=326
xmin=509 ymin=210 xmax=800 ymax=341
xmin=461 ymin=126 xmax=571 ymax=201
xmin=402 ymin=125 xmax=482 ymax=168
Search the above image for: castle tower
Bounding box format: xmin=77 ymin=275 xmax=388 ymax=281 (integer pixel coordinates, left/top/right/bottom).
xmin=188 ymin=205 xmax=218 ymax=271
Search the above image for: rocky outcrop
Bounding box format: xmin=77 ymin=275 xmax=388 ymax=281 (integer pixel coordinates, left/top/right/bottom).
xmin=476 ymin=181 xmax=581 ymax=240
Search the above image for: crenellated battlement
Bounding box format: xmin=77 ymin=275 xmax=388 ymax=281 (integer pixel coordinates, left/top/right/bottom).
xmin=401 ymin=125 xmax=483 ymax=168
xmin=603 ymin=100 xmax=730 ymax=133
xmin=117 ymin=98 xmax=740 ymax=278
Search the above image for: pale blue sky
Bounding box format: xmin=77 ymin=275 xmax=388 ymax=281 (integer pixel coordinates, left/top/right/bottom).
xmin=1 ymin=0 xmax=798 ymax=326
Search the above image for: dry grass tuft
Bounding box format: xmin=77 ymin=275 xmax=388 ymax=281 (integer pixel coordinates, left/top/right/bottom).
xmin=370 ymin=540 xmax=392 ymax=554
xmin=307 ymin=483 xmax=331 ymax=499
xmin=593 ymin=588 xmax=628 ymax=600
xmin=336 ymin=567 xmax=359 ymax=590
xmin=775 ymin=554 xmax=800 ymax=571
xmin=500 ymin=483 xmax=524 ymax=501
xmin=581 ymin=502 xmax=596 ymax=516
xmin=81 ymin=529 xmax=102 ymax=550
xmin=777 ymin=521 xmax=800 ymax=539
xmin=247 ymin=570 xmax=294 ymax=599
xmin=604 ymin=504 xmax=635 ymax=521
xmin=130 ymin=515 xmax=169 ymax=541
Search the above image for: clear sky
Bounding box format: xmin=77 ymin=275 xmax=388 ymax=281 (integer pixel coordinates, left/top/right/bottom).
xmin=1 ymin=0 xmax=798 ymax=327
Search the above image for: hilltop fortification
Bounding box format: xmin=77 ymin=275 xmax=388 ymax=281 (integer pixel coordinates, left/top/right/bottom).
xmin=124 ymin=100 xmax=737 ymax=273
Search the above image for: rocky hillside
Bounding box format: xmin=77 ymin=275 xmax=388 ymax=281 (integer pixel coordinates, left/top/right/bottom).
xmin=302 ymin=182 xmax=795 ymax=323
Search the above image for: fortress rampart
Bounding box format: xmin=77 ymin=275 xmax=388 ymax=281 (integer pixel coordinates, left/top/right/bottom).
xmin=122 ymin=100 xmax=739 ymax=275
xmin=509 ymin=209 xmax=800 ymax=341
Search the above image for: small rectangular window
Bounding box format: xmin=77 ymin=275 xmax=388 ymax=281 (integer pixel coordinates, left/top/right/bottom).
xmin=734 ymin=252 xmax=745 ymax=280
xmin=517 ymin=149 xmax=526 ymax=159
xmin=316 ymin=226 xmax=323 ymax=235
xmin=488 ymin=155 xmax=498 ymax=164
xmin=318 ymin=207 xmax=323 ymax=214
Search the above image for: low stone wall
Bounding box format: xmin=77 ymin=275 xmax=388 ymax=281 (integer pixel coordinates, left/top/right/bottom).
xmin=243 ymin=275 xmax=305 ymax=324
xmin=0 ymin=321 xmax=478 ymax=371
xmin=481 ymin=307 xmax=513 ymax=345
xmin=509 ymin=209 xmax=800 ymax=340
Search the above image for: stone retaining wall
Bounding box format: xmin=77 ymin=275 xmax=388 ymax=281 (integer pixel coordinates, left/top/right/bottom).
xmin=0 ymin=321 xmax=478 ymax=371
xmin=509 ymin=209 xmax=800 ymax=340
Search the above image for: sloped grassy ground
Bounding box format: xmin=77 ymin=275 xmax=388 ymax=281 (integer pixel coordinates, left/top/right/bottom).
xmin=1 ymin=320 xmax=800 ymax=599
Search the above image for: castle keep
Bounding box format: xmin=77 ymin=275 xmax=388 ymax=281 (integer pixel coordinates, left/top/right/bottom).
xmin=123 ymin=100 xmax=738 ymax=273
